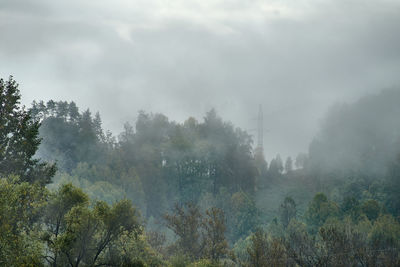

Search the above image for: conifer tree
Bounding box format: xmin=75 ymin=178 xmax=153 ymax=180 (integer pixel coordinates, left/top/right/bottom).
xmin=0 ymin=77 xmax=56 ymax=184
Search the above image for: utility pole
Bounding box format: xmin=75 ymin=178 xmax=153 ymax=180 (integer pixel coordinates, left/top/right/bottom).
xmin=254 ymin=104 xmax=266 ymax=191
xmin=255 ymin=104 xmax=264 ymax=157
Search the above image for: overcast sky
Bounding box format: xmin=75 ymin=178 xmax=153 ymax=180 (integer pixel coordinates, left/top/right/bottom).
xmin=1 ymin=0 xmax=400 ymax=160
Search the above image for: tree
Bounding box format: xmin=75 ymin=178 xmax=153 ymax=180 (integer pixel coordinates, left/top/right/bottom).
xmin=68 ymin=101 xmax=80 ymax=122
xmin=0 ymin=77 xmax=56 ymax=184
xmin=93 ymin=111 xmax=105 ymax=141
xmin=202 ymin=207 xmax=228 ymax=262
xmin=0 ymin=176 xmax=46 ymax=266
xmin=254 ymin=147 xmax=268 ymax=188
xmin=279 ymin=197 xmax=297 ymax=229
xmin=285 ymin=220 xmax=319 ymax=266
xmin=110 ymin=231 xmax=164 ymax=266
xmin=284 ymin=157 xmax=293 ymax=174
xmin=164 ymin=203 xmax=203 ymax=260
xmin=230 ymin=192 xmax=259 ymax=241
xmin=246 ymin=229 xmax=287 ymax=267
xmin=132 ymin=112 xmax=170 ymax=218
xmin=247 ymin=229 xmax=268 ymax=267
xmin=269 ymin=154 xmax=283 ymax=178
xmin=341 ymin=196 xmax=361 ymax=220
xmin=319 ymin=221 xmax=354 ymax=266
xmin=275 ymin=154 xmax=283 ymax=173
xmin=305 ymin=193 xmax=339 ymax=232
xmin=47 ymin=100 xmax=56 ymax=116
xmin=43 ymin=184 xmax=142 ymax=266
xmin=369 ymin=214 xmax=400 ymax=265
xmin=42 ymin=184 xmax=89 ymax=266
xmin=56 ymin=101 xmax=69 ymax=119
xmin=361 ymin=199 xmax=381 ymax=221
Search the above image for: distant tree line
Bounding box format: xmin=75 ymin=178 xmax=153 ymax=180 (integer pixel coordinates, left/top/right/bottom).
xmin=31 ymin=97 xmax=260 ymax=243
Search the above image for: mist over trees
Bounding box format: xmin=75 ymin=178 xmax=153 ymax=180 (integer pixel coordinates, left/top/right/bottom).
xmin=308 ymin=89 xmax=400 ymax=179
xmin=1 ymin=77 xmax=400 ymax=266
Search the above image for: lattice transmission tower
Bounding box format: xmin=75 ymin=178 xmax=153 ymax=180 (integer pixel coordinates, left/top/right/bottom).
xmin=256 ymin=104 xmax=264 ymax=156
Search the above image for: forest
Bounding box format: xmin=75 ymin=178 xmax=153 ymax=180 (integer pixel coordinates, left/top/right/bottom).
xmin=1 ymin=76 xmax=400 ymax=266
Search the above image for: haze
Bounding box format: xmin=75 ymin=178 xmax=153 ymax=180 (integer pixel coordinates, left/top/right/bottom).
xmin=1 ymin=0 xmax=400 ymax=160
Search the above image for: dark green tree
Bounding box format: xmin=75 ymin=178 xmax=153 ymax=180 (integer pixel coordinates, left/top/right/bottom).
xmin=68 ymin=101 xmax=80 ymax=122
xmin=0 ymin=77 xmax=56 ymax=184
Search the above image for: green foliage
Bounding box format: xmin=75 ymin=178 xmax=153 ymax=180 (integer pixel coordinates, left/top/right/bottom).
xmin=285 ymin=219 xmax=319 ymax=266
xmin=246 ymin=229 xmax=268 ymax=266
xmin=202 ymin=208 xmax=228 ymax=262
xmin=361 ymin=199 xmax=381 ymax=221
xmin=229 ymin=191 xmax=259 ymax=240
xmin=341 ymin=196 xmax=361 ymax=220
xmin=164 ymin=203 xmax=203 ymax=260
xmin=369 ymin=214 xmax=400 ymax=251
xmin=246 ymin=228 xmax=286 ymax=267
xmin=111 ymin=232 xmax=164 ymax=266
xmin=41 ymin=183 xmax=144 ymax=266
xmin=232 ymin=236 xmax=252 ymax=264
xmin=188 ymin=259 xmax=225 ymax=267
xmin=50 ymin=169 xmax=145 ymax=209
xmin=41 ymin=183 xmax=89 ymax=265
xmin=0 ymin=176 xmax=46 ymax=266
xmin=0 ymin=77 xmax=56 ymax=184
xmin=0 ymin=178 xmax=158 ymax=267
xmin=283 ymin=199 xmax=400 ymax=266
xmin=164 ymin=204 xmax=231 ymax=265
xmin=167 ymin=253 xmax=191 ymax=267
xmin=305 ymin=193 xmax=339 ymax=232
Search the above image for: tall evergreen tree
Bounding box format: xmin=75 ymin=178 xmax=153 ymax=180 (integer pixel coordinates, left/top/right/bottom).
xmin=0 ymin=77 xmax=56 ymax=184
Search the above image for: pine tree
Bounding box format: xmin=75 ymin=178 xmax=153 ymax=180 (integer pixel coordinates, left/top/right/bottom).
xmin=0 ymin=76 xmax=56 ymax=184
